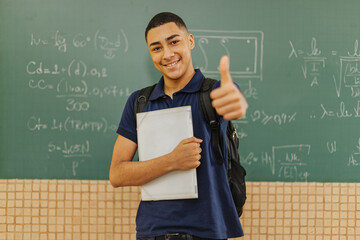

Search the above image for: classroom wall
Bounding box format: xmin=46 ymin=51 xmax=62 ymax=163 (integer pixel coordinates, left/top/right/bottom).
xmin=1 ymin=179 xmax=359 ymax=240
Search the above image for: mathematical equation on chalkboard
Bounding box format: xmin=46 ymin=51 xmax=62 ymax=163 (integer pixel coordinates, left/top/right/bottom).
xmin=26 ymin=60 xmax=131 ymax=100
xmin=228 ymin=35 xmax=360 ymax=181
xmin=30 ymin=30 xmax=128 ymax=59
xmin=236 ymin=136 xmax=360 ymax=181
xmin=289 ymin=38 xmax=360 ymax=98
xmin=27 ymin=116 xmax=118 ymax=133
xmin=26 ymin=29 xmax=131 ymax=176
xmin=26 ymin=60 xmax=108 ymax=78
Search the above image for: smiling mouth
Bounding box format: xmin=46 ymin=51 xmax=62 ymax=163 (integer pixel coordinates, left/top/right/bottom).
xmin=163 ymin=59 xmax=180 ymax=68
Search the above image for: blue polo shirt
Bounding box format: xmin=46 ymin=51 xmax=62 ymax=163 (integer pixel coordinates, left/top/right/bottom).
xmin=117 ymin=69 xmax=244 ymax=239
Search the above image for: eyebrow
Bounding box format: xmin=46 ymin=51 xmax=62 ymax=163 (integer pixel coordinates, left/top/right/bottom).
xmin=149 ymin=34 xmax=180 ymax=47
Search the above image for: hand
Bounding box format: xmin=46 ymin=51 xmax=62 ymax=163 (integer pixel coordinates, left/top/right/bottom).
xmin=210 ymin=56 xmax=248 ymax=120
xmin=169 ymin=137 xmax=203 ymax=170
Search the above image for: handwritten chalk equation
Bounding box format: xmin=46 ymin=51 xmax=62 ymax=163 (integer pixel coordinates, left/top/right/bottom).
xmin=240 ymin=144 xmax=311 ymax=182
xmin=233 ymin=110 xmax=297 ymax=126
xmin=318 ymin=100 xmax=360 ymax=119
xmin=27 ymin=116 xmax=118 ymax=133
xmin=237 ymin=80 xmax=259 ymax=100
xmin=249 ymin=110 xmax=296 ymax=126
xmin=55 ymin=79 xmax=130 ymax=99
xmin=48 ymin=140 xmax=91 ymax=158
xmin=29 ymin=77 xmax=130 ymax=99
xmin=30 ymin=29 xmax=128 ymax=59
xmin=47 ymin=140 xmax=91 ymax=177
xmin=290 ymin=38 xmax=360 ymax=98
xmin=272 ymin=145 xmax=310 ymax=181
xmin=190 ymin=30 xmax=263 ymax=80
xmin=289 ymin=38 xmax=326 ymax=87
xmin=334 ymin=41 xmax=360 ymax=98
xmin=348 ymin=137 xmax=360 ymax=167
xmin=26 ymin=60 xmax=108 ymax=79
xmin=337 ymin=57 xmax=360 ymax=98
xmin=232 ymin=109 xmax=296 ymax=142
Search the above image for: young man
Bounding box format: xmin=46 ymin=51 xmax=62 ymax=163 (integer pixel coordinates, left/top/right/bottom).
xmin=110 ymin=12 xmax=248 ymax=240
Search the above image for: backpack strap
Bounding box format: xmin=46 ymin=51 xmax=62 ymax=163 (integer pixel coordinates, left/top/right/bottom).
xmin=134 ymin=84 xmax=157 ymax=122
xmin=198 ymin=78 xmax=225 ymax=164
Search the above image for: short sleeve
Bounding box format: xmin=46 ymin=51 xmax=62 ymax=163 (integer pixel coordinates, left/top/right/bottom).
xmin=116 ymin=90 xmax=140 ymax=144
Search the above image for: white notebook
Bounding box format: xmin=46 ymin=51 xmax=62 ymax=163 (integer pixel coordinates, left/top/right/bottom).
xmin=136 ymin=106 xmax=198 ymax=201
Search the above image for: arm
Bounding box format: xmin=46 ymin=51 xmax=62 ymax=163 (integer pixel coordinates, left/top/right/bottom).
xmin=109 ymin=135 xmax=203 ymax=188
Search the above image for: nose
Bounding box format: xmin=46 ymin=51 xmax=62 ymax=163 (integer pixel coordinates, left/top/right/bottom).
xmin=163 ymin=45 xmax=174 ymax=59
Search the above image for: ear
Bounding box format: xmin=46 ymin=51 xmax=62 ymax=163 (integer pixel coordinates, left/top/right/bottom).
xmin=188 ymin=33 xmax=195 ymax=50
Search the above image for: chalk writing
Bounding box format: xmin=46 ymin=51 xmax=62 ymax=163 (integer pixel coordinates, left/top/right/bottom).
xmin=240 ymin=152 xmax=259 ymax=166
xmin=347 ymin=40 xmax=360 ymax=57
xmin=26 ymin=60 xmax=108 ymax=78
xmin=30 ymin=29 xmax=128 ymax=59
xmin=348 ymin=137 xmax=360 ymax=167
xmin=239 ymin=80 xmax=259 ymax=100
xmin=319 ymin=101 xmax=360 ymax=119
xmin=27 ymin=116 xmax=117 ymax=133
xmin=191 ymin=30 xmax=263 ymax=80
xmin=28 ymin=77 xmax=130 ymax=99
xmin=261 ymin=152 xmax=275 ymax=175
xmin=236 ymin=128 xmax=248 ymax=139
xmin=231 ymin=120 xmax=248 ymax=139
xmin=289 ymin=38 xmax=326 ymax=87
xmin=307 ymin=37 xmax=321 ymax=57
xmin=278 ymin=165 xmax=310 ymax=182
xmin=65 ymin=99 xmax=90 ymax=112
xmin=239 ymin=145 xmax=311 ymax=182
xmin=25 ymin=26 xmax=131 ymax=179
xmin=31 ymin=30 xmax=67 ymax=52
xmin=48 ymin=140 xmax=91 ymax=158
xmin=291 ymin=39 xmax=360 ymax=98
xmin=339 ymin=57 xmax=360 ymax=98
xmin=249 ymin=110 xmax=296 ymax=126
xmin=273 ymin=144 xmax=311 ymax=182
xmin=326 ymin=140 xmax=337 ymax=154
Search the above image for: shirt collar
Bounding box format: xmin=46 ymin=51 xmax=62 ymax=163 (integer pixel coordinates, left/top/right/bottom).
xmin=149 ymin=69 xmax=204 ymax=101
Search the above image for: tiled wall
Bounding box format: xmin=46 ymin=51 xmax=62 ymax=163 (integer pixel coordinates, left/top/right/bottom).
xmin=0 ymin=179 xmax=359 ymax=240
xmin=241 ymin=182 xmax=360 ymax=240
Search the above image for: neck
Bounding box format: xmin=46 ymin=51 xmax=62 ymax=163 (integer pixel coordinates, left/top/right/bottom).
xmin=163 ymin=69 xmax=196 ymax=98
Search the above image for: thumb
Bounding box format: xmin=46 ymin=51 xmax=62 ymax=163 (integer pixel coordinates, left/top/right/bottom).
xmin=219 ymin=55 xmax=232 ymax=85
xmin=183 ymin=137 xmax=203 ymax=144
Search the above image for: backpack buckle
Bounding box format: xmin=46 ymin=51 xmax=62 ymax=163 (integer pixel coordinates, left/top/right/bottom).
xmin=209 ymin=120 xmax=219 ymax=129
xmin=137 ymin=95 xmax=147 ymax=103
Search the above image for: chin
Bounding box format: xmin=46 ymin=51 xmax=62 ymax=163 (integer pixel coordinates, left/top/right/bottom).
xmin=167 ymin=72 xmax=184 ymax=80
xmin=161 ymin=69 xmax=181 ymax=80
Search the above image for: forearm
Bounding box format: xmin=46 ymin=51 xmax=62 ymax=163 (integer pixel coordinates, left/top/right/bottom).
xmin=109 ymin=136 xmax=202 ymax=188
xmin=109 ymin=153 xmax=174 ymax=187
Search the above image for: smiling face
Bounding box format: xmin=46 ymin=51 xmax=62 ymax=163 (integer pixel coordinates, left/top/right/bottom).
xmin=146 ymin=22 xmax=195 ymax=84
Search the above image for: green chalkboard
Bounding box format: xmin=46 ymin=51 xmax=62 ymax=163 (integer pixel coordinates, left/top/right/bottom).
xmin=1 ymin=0 xmax=360 ymax=182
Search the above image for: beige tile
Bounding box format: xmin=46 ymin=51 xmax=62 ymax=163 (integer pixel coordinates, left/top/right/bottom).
xmin=40 ymin=183 xmax=48 ymax=192
xmin=1 ymin=179 xmax=360 ymax=239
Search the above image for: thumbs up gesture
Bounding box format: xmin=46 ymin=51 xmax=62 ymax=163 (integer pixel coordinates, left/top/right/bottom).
xmin=210 ymin=56 xmax=248 ymax=120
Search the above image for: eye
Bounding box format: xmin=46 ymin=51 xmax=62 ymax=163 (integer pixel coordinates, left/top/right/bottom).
xmin=171 ymin=40 xmax=179 ymax=45
xmin=152 ymin=46 xmax=161 ymax=52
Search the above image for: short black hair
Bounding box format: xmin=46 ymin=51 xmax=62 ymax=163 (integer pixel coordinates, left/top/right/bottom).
xmin=145 ymin=12 xmax=188 ymax=41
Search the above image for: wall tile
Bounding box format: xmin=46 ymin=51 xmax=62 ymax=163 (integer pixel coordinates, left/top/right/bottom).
xmin=0 ymin=180 xmax=359 ymax=239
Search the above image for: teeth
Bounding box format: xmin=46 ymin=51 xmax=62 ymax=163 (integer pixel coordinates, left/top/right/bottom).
xmin=165 ymin=60 xmax=179 ymax=67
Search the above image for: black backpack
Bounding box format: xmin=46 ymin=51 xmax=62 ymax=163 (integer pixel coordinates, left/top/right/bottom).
xmin=134 ymin=78 xmax=247 ymax=217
